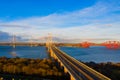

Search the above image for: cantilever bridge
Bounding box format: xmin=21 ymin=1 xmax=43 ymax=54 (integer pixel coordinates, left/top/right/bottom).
xmin=102 ymin=41 xmax=120 ymax=49
xmin=46 ymin=35 xmax=111 ymax=80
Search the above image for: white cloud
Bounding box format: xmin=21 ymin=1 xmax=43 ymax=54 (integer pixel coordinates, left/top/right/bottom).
xmin=0 ymin=0 xmax=120 ymax=42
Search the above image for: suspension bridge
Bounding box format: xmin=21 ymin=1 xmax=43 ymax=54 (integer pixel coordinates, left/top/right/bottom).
xmin=0 ymin=35 xmax=45 ymax=47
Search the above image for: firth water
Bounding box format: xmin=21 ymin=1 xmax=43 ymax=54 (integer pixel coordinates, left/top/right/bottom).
xmin=0 ymin=46 xmax=120 ymax=63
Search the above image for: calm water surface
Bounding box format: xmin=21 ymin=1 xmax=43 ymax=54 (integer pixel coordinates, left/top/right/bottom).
xmin=60 ymin=46 xmax=120 ymax=63
xmin=0 ymin=46 xmax=48 ymax=59
xmin=0 ymin=46 xmax=120 ymax=63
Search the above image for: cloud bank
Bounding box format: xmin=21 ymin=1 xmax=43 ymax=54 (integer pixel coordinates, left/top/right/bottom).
xmin=0 ymin=0 xmax=120 ymax=42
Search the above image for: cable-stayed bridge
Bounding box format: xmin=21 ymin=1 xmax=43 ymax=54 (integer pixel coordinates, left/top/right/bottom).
xmin=46 ymin=34 xmax=111 ymax=80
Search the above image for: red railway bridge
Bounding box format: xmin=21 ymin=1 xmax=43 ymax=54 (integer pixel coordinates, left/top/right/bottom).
xmin=102 ymin=41 xmax=120 ymax=49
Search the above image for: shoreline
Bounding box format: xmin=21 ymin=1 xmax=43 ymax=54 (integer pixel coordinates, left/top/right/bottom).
xmin=84 ymin=61 xmax=120 ymax=80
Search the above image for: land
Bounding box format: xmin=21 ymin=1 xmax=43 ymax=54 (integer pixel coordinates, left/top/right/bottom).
xmin=0 ymin=57 xmax=69 ymax=80
xmin=84 ymin=62 xmax=120 ymax=80
xmin=0 ymin=42 xmax=45 ymax=46
xmin=0 ymin=42 xmax=101 ymax=47
xmin=0 ymin=57 xmax=120 ymax=80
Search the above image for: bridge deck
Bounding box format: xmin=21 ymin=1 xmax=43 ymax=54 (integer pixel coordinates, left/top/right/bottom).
xmin=50 ymin=46 xmax=111 ymax=80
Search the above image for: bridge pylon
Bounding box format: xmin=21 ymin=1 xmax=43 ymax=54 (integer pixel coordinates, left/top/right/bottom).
xmin=46 ymin=33 xmax=53 ymax=52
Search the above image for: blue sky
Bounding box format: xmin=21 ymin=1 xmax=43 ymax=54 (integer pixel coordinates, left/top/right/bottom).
xmin=0 ymin=0 xmax=120 ymax=42
xmin=0 ymin=0 xmax=96 ymax=19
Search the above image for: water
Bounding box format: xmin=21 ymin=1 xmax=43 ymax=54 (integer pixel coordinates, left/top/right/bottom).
xmin=0 ymin=46 xmax=120 ymax=63
xmin=0 ymin=46 xmax=48 ymax=59
xmin=60 ymin=46 xmax=120 ymax=63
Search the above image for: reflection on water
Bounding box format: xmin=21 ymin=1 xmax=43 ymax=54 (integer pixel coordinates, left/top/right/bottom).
xmin=9 ymin=47 xmax=17 ymax=57
xmin=0 ymin=46 xmax=48 ymax=59
xmin=10 ymin=51 xmax=17 ymax=57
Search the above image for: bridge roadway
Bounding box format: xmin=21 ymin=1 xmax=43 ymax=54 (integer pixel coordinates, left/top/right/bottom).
xmin=50 ymin=46 xmax=111 ymax=80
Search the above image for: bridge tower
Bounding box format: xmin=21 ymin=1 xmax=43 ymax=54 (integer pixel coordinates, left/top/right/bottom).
xmin=12 ymin=35 xmax=16 ymax=48
xmin=46 ymin=33 xmax=53 ymax=51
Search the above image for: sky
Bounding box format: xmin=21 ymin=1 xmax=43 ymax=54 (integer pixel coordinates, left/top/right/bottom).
xmin=0 ymin=0 xmax=120 ymax=42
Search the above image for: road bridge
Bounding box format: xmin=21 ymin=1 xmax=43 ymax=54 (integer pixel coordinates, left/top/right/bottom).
xmin=48 ymin=46 xmax=111 ymax=80
xmin=46 ymin=34 xmax=111 ymax=80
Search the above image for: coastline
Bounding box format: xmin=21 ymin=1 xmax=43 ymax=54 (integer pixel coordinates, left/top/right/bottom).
xmin=84 ymin=61 xmax=120 ymax=80
xmin=0 ymin=57 xmax=120 ymax=80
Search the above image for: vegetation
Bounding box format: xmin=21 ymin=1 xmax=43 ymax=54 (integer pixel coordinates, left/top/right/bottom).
xmin=85 ymin=62 xmax=120 ymax=80
xmin=0 ymin=57 xmax=69 ymax=80
xmin=2 ymin=57 xmax=120 ymax=80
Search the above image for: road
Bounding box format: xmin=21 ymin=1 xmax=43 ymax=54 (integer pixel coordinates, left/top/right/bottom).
xmin=51 ymin=46 xmax=111 ymax=80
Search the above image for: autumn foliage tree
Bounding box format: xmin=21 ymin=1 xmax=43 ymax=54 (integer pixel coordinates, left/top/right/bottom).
xmin=0 ymin=57 xmax=64 ymax=77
